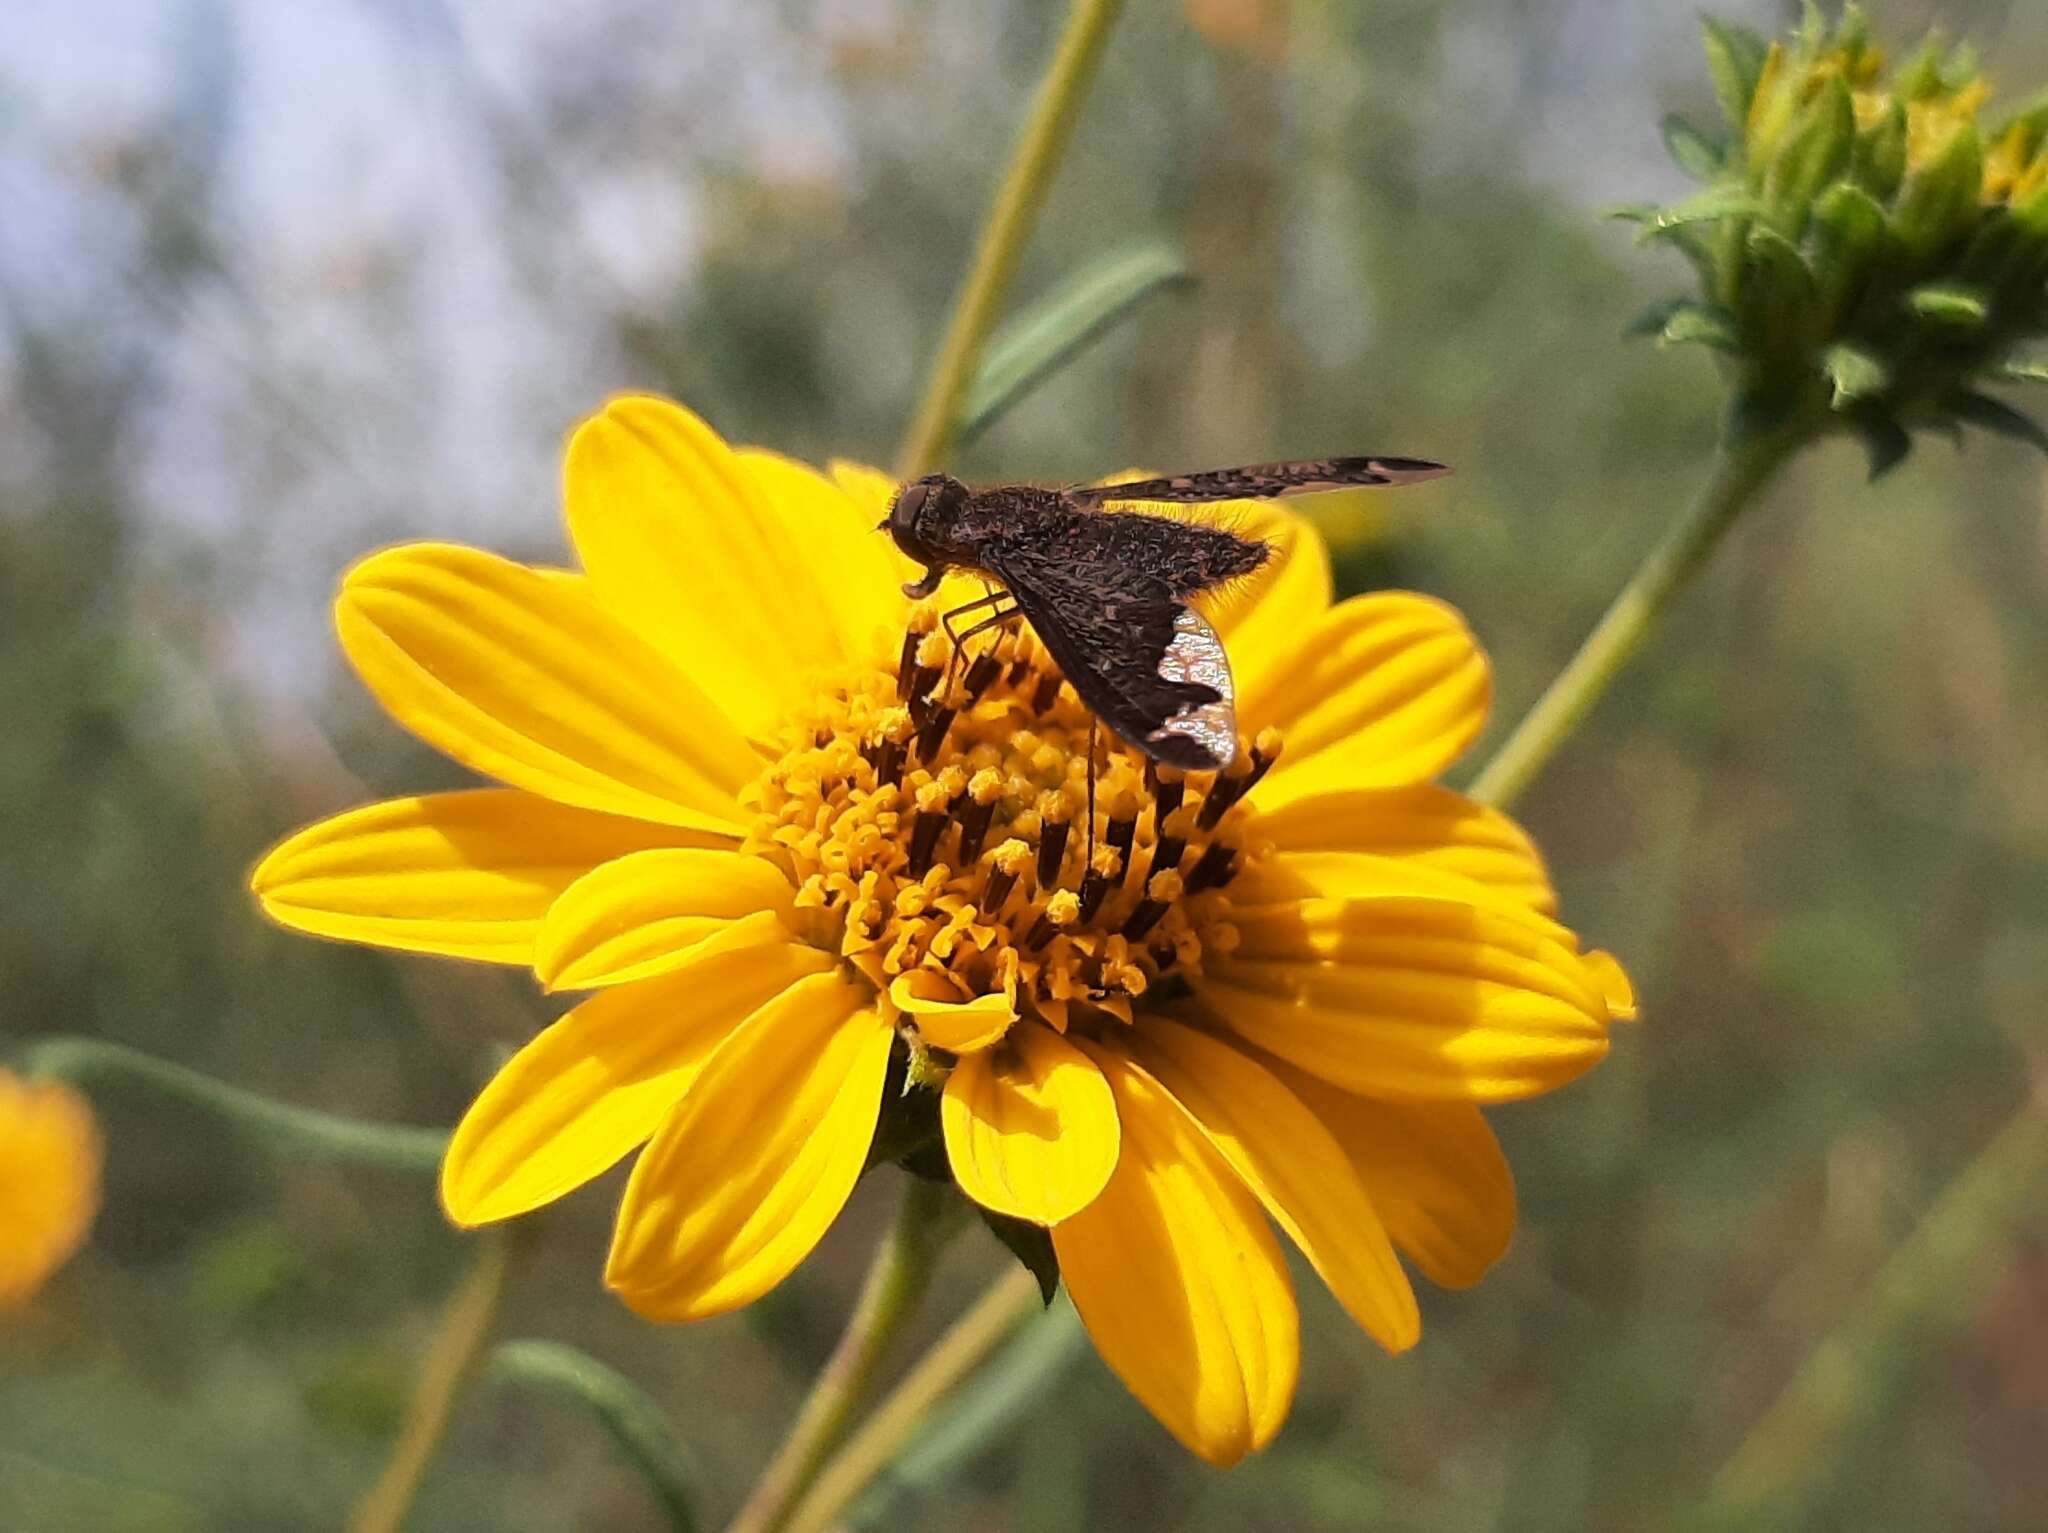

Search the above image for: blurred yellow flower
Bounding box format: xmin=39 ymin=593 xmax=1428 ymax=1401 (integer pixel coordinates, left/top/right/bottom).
xmin=253 ymin=394 xmax=1632 ymax=1463
xmin=0 ymin=1070 xmax=101 ymax=1308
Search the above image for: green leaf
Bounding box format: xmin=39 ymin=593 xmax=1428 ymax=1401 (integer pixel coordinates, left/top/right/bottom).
xmin=1999 ymin=357 xmax=2048 ymax=384
xmin=1724 ymin=381 xmax=1803 ymax=448
xmin=1851 ymin=412 xmax=1913 ymax=479
xmin=1766 ymin=75 xmax=1855 ymax=230
xmin=961 ymin=243 xmax=1192 ymax=444
xmin=1892 ymin=122 xmax=1983 ymax=256
xmin=977 ymin=1207 xmax=1060 ymax=1305
xmin=1638 ymin=186 xmax=1767 ymax=243
xmin=1809 ymin=181 xmax=1890 ymax=301
xmin=1662 ymin=113 xmax=1728 ymax=181
xmin=1948 ymin=390 xmax=2048 ymax=454
xmin=1992 ymin=90 xmax=2048 ymax=165
xmin=21 ymin=1036 xmax=447 ymax=1173
xmin=1824 ymin=343 xmax=1890 ymax=408
xmin=1701 ymin=18 xmax=1770 ymax=135
xmin=1622 ymin=295 xmax=1695 ymax=338
xmin=1854 ymin=100 xmax=1909 ymax=203
xmin=1907 ymin=282 xmax=1990 ymax=327
xmin=490 ymin=1341 xmax=699 ymax=1533
xmin=1602 ymin=202 xmax=1661 ymax=224
xmin=1658 ymin=301 xmax=1742 ymax=351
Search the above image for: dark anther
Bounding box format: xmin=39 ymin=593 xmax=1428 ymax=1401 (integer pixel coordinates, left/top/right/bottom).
xmin=1006 ymin=654 xmax=1034 ymax=688
xmin=872 ymin=738 xmax=905 ymax=788
xmin=962 ymin=653 xmax=1003 ymax=703
xmin=1121 ymin=898 xmax=1170 ymax=941
xmin=895 ymin=628 xmax=922 ymax=700
xmin=1149 ymin=938 xmax=1179 ymax=972
xmin=1035 ymin=820 xmax=1070 ymax=889
xmin=1196 ymin=774 xmax=1250 ymax=831
xmin=1031 ymin=671 xmax=1062 ymax=715
xmin=906 ymin=811 xmax=947 ymax=877
xmin=1106 ymin=814 xmax=1137 ymax=870
xmin=1150 ymin=834 xmax=1186 ymax=880
xmin=1024 ymin=908 xmax=1060 ymax=948
xmin=1183 ymin=842 xmax=1236 ymax=893
xmin=906 ymin=662 xmax=941 ymax=709
xmin=1153 ymin=775 xmax=1185 ymax=827
xmin=1239 ymin=744 xmax=1279 ymax=800
xmin=980 ymin=865 xmax=1018 ymax=915
xmin=1078 ymin=869 xmax=1111 ymax=924
xmin=1143 ymin=759 xmax=1159 ymax=795
xmin=956 ymin=797 xmax=998 ymax=866
xmin=913 ymin=705 xmax=956 ymax=762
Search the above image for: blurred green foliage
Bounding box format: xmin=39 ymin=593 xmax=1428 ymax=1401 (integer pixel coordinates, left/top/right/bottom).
xmin=3 ymin=2 xmax=2047 ymax=1529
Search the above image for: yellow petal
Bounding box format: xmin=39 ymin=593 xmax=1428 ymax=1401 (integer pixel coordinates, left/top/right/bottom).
xmin=605 ymin=974 xmax=891 ymax=1321
xmin=1584 ymin=949 xmax=1639 ymax=1021
xmin=829 ymin=459 xmax=901 ymax=525
xmin=440 ymin=941 xmax=833 ymax=1225
xmin=1251 ymin=785 xmax=1557 ymax=916
xmin=1119 ymin=1022 xmax=1419 ymax=1353
xmin=0 ymin=1071 xmax=100 ymax=1308
xmin=536 ymin=847 xmax=799 ymax=990
xmin=1053 ymin=1045 xmax=1298 ymax=1466
xmin=941 ymin=1024 xmax=1119 ymax=1224
xmin=1243 ymin=593 xmax=1489 ymax=802
xmin=738 ymin=448 xmax=909 ymax=661
xmin=1267 ymin=1060 xmax=1515 ymax=1290
xmin=563 ymin=395 xmax=870 ymax=738
xmin=1200 ymin=896 xmax=1610 ymax=1102
xmin=888 ymin=969 xmax=1017 ymax=1053
xmin=251 ymin=790 xmax=699 ymax=964
xmin=337 ymin=543 xmax=754 ymax=834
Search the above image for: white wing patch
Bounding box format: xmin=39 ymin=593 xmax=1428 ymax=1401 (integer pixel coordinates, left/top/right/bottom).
xmin=1149 ymin=607 xmax=1239 ymax=768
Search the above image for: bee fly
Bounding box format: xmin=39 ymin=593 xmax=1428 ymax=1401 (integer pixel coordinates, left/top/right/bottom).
xmin=882 ymin=457 xmax=1449 ymax=774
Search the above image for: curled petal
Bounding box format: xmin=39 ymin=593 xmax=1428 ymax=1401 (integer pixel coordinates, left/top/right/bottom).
xmin=536 ymin=847 xmax=798 ymax=990
xmin=888 ymin=970 xmax=1017 ymax=1054
xmin=336 ymin=543 xmax=753 ymax=833
xmin=605 ymin=974 xmax=891 ymax=1321
xmin=440 ymin=941 xmax=833 ymax=1225
xmin=942 ymin=1024 xmax=1119 ymax=1224
xmin=1053 ymin=1044 xmax=1298 ymax=1466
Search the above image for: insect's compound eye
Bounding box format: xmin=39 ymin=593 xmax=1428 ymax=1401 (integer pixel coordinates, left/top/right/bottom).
xmin=887 ymin=481 xmax=929 ymax=536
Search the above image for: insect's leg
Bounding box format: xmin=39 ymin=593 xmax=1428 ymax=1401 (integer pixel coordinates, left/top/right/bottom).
xmin=1086 ymin=716 xmax=1099 ymax=869
xmin=938 ymin=590 xmax=1011 ymax=647
xmin=940 ymin=602 xmax=1021 ymax=702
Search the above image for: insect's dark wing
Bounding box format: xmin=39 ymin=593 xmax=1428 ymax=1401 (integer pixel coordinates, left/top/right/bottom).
xmin=984 ymin=546 xmax=1241 ymax=771
xmin=1069 ymin=456 xmax=1448 ymax=507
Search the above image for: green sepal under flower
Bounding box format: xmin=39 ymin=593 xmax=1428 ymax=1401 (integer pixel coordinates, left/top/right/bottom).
xmin=1620 ymin=3 xmax=2048 ymax=476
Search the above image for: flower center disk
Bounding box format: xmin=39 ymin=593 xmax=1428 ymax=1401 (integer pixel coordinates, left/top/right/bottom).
xmin=742 ymin=602 xmax=1282 ymax=1046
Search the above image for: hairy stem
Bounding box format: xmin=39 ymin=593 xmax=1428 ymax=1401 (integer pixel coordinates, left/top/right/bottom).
xmin=894 ymin=0 xmax=1130 ymax=478
xmin=784 ymin=1268 xmax=1051 ymax=1533
xmin=1467 ymin=429 xmax=1800 ymax=811
xmin=1688 ymin=1092 xmax=2048 ymax=1529
xmin=348 ymin=1228 xmax=517 ymax=1533
xmin=21 ymin=1035 xmax=446 ymax=1173
xmin=725 ymin=1178 xmax=959 ymax=1533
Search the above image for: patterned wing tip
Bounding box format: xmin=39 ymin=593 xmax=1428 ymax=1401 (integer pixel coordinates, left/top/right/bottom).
xmin=1076 ymin=457 xmax=1450 ymax=506
xmin=1146 ymin=608 xmax=1238 ymax=769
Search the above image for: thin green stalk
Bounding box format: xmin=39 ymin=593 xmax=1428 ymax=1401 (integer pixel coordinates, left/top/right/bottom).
xmin=1467 ymin=428 xmax=1802 ymax=811
xmin=490 ymin=1339 xmax=700 ymax=1533
xmin=1688 ymin=1093 xmax=2048 ymax=1530
xmin=349 ymin=1228 xmax=517 ymax=1533
xmin=20 ymin=1035 xmax=447 ymax=1173
xmin=894 ymin=0 xmax=1130 ymax=477
xmin=725 ymin=1178 xmax=960 ymax=1533
xmin=784 ymin=1268 xmax=1051 ymax=1533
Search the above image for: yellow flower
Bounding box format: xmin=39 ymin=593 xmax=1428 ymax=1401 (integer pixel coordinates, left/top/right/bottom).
xmin=252 ymin=395 xmax=1633 ymax=1464
xmin=0 ymin=1070 xmax=101 ymax=1308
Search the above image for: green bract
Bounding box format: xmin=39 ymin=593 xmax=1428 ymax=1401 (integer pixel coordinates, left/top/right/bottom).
xmin=1623 ymin=3 xmax=2048 ymax=474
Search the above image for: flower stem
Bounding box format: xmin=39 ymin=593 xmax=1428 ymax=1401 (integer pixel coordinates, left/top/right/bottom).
xmin=1467 ymin=428 xmax=1801 ymax=811
xmin=348 ymin=1227 xmax=517 ymax=1533
xmin=724 ymin=1177 xmax=959 ymax=1533
xmin=20 ymin=1034 xmax=447 ymax=1173
xmin=1687 ymin=1091 xmax=2048 ymax=1530
xmin=783 ymin=1269 xmax=1052 ymax=1533
xmin=894 ymin=0 xmax=1130 ymax=478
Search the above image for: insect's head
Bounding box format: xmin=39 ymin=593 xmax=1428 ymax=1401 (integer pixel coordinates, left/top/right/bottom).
xmin=883 ymin=473 xmax=971 ymax=599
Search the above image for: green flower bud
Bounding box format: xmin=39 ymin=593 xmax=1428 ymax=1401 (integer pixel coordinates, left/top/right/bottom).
xmin=1622 ymin=4 xmax=2048 ymax=475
